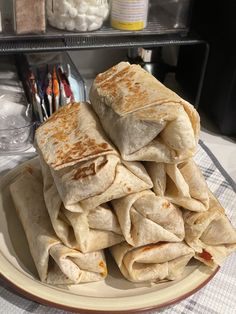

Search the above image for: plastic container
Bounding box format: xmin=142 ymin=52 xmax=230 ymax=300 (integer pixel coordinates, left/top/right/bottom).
xmin=46 ymin=0 xmax=109 ymax=32
xmin=26 ymin=52 xmax=87 ymax=103
xmin=0 ymin=55 xmax=34 ymax=154
xmin=13 ymin=0 xmax=46 ymax=34
xmin=150 ymin=0 xmax=193 ymax=31
xmin=0 ymin=122 xmax=35 ymax=153
xmin=16 ymin=52 xmax=86 ymax=124
xmin=111 ymin=0 xmax=149 ymax=31
xmin=0 ymin=101 xmax=34 ymax=153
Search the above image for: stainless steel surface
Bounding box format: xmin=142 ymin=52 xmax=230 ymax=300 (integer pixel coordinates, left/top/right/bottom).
xmin=0 ymin=21 xmax=189 ymax=40
xmin=0 ymin=32 xmax=205 ymax=54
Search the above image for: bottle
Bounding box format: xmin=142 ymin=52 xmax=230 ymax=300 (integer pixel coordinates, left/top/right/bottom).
xmin=111 ymin=0 xmax=149 ymax=31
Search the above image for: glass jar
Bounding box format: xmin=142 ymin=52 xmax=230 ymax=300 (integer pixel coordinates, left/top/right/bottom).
xmin=46 ymin=0 xmax=109 ymax=32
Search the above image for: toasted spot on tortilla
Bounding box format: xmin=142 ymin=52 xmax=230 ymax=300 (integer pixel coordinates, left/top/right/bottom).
xmin=142 ymin=243 xmax=165 ymax=252
xmin=73 ymin=163 xmax=96 ymax=180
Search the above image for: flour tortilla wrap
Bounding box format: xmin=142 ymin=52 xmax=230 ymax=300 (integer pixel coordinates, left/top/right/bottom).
xmin=90 ymin=62 xmax=200 ymax=163
xmin=110 ymin=242 xmax=194 ymax=283
xmin=111 ymin=190 xmax=185 ymax=247
xmin=145 ymin=159 xmax=209 ymax=212
xmin=39 ymin=155 xmax=124 ymax=252
xmin=35 ymin=102 xmax=153 ymax=212
xmin=10 ymin=168 xmax=107 ymax=285
xmin=183 ymin=191 xmax=236 ymax=267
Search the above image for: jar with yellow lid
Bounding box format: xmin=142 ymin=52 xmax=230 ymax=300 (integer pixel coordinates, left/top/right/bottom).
xmin=111 ymin=0 xmax=149 ymax=31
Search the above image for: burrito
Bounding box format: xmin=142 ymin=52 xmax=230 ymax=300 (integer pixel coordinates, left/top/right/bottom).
xmin=10 ymin=168 xmax=107 ymax=285
xmin=184 ymin=191 xmax=236 ymax=267
xmin=35 ymin=102 xmax=153 ymax=212
xmin=90 ymin=62 xmax=200 ymax=163
xmin=39 ymin=155 xmax=124 ymax=252
xmin=110 ymin=242 xmax=194 ymax=283
xmin=111 ymin=190 xmax=185 ymax=247
xmin=145 ymin=159 xmax=209 ymax=212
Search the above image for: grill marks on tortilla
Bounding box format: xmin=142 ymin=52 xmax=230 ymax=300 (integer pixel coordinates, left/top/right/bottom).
xmin=95 ymin=65 xmax=125 ymax=84
xmin=52 ymin=136 xmax=110 ymax=169
xmin=95 ymin=61 xmax=130 ymax=85
xmin=97 ymin=67 xmax=150 ymax=114
xmin=142 ymin=243 xmax=166 ymax=252
xmin=99 ymin=260 xmax=107 ymax=277
xmin=72 ymin=157 xmax=108 ymax=180
xmin=98 ymin=67 xmax=133 ymax=98
xmin=95 ymin=63 xmax=181 ymax=116
xmin=123 ymin=80 xmax=149 ymax=112
xmin=162 ymin=201 xmax=171 ymax=209
xmin=73 ymin=162 xmax=96 ymax=180
xmin=37 ymin=102 xmax=78 ymax=150
xmin=36 ymin=103 xmax=114 ymax=169
xmin=51 ymin=131 xmax=69 ymax=142
xmin=24 ymin=166 xmax=33 ymax=175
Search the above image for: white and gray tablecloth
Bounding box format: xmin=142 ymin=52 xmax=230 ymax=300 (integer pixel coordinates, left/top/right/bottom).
xmin=0 ymin=140 xmax=235 ymax=314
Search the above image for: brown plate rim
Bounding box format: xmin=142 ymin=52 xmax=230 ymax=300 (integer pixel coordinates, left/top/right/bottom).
xmin=1 ymin=266 xmax=220 ymax=314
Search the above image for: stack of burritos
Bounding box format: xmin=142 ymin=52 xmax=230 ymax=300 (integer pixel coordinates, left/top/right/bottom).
xmin=89 ymin=62 xmax=236 ymax=283
xmin=10 ymin=62 xmax=236 ymax=286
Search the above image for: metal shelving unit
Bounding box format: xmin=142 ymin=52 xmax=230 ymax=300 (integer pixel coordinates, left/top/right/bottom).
xmin=0 ymin=18 xmax=206 ymax=53
xmin=0 ymin=21 xmax=188 ymax=41
xmin=0 ymin=18 xmax=208 ymax=108
xmin=0 ymin=33 xmax=206 ymax=54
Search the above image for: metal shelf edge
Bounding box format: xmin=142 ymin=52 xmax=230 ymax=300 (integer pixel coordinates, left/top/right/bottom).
xmin=0 ymin=34 xmax=206 ymax=54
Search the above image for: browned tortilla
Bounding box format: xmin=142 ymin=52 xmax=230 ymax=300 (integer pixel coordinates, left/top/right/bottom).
xmin=36 ymin=102 xmax=153 ymax=212
xmin=90 ymin=62 xmax=200 ymax=163
xmin=36 ymin=102 xmax=116 ymax=170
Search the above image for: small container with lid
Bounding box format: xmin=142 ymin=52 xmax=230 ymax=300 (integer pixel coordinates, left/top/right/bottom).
xmin=111 ymin=0 xmax=149 ymax=31
xmin=13 ymin=0 xmax=46 ymax=34
xmin=46 ymin=0 xmax=109 ymax=32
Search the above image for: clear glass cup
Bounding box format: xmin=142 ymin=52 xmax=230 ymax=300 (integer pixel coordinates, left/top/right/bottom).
xmin=0 ymin=101 xmax=34 ymax=154
xmin=0 ymin=122 xmax=35 ymax=153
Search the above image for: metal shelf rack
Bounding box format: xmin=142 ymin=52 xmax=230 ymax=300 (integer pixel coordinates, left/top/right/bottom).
xmin=0 ymin=20 xmax=206 ymax=53
xmin=0 ymin=21 xmax=208 ymax=108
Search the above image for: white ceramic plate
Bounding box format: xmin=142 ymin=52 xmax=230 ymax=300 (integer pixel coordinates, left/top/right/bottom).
xmin=0 ymin=158 xmax=219 ymax=313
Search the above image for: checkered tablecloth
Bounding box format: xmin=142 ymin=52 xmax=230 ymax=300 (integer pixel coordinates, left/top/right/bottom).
xmin=0 ymin=140 xmax=235 ymax=314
